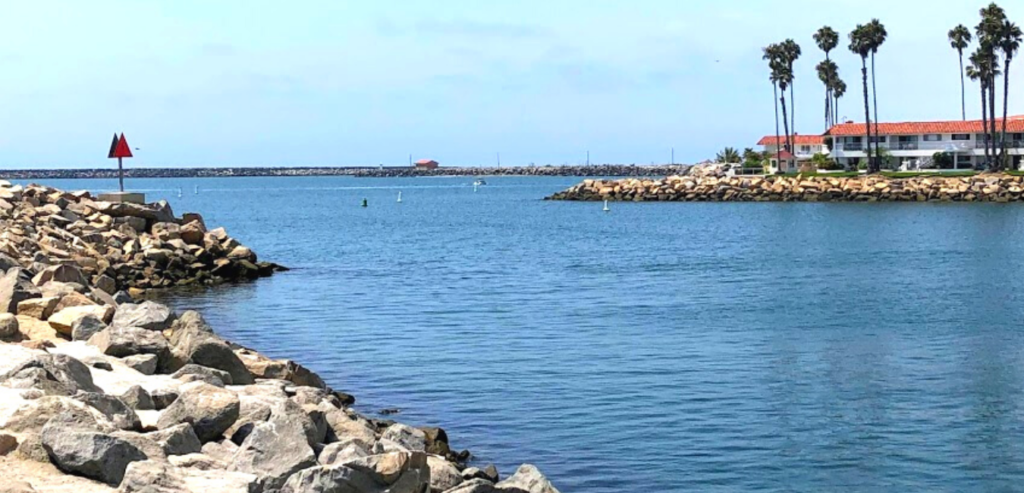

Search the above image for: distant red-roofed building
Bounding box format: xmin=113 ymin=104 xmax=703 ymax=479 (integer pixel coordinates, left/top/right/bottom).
xmin=827 ymin=116 xmax=1024 ymax=170
xmin=414 ymin=159 xmax=439 ymax=170
xmin=758 ymin=134 xmax=826 ymax=173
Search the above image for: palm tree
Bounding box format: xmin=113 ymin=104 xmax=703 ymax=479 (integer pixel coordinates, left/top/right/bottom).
xmin=781 ymin=39 xmax=802 ymax=138
xmin=849 ymin=25 xmax=876 ymax=172
xmin=763 ymin=44 xmax=784 ymax=167
xmin=998 ymin=20 xmax=1022 ymax=167
xmin=977 ymin=3 xmax=1006 ymax=168
xmin=833 ymin=78 xmax=847 ymax=122
xmin=949 ymin=25 xmax=972 ymax=121
xmin=968 ymin=49 xmax=1001 ymax=165
xmin=966 ymin=60 xmax=986 ymax=164
xmin=814 ymin=26 xmax=839 ymax=129
xmin=716 ymin=147 xmax=741 ymax=164
xmin=816 ymin=60 xmax=838 ymax=130
xmin=866 ymin=19 xmax=887 ymax=160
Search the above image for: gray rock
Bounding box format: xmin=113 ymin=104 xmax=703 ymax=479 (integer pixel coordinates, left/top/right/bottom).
xmin=279 ymin=465 xmax=380 ymax=493
xmin=89 ymin=325 xmax=171 ymax=366
xmin=201 ymin=439 xmax=239 ymax=465
xmin=0 ymin=312 xmax=18 ymax=340
xmin=321 ymin=405 xmax=378 ymax=445
xmin=113 ymin=290 xmax=134 ymax=305
xmin=345 ymin=452 xmax=431 ymax=492
xmin=381 ymin=423 xmax=428 ymax=453
xmin=156 ymin=382 xmax=240 ymax=443
xmin=168 ymin=453 xmax=224 ymax=471
xmin=0 ymin=354 xmax=101 ymax=396
xmin=32 ymin=264 xmax=88 ymax=287
xmin=123 ymin=354 xmax=158 ymax=375
xmin=227 ymin=401 xmax=317 ymax=492
xmin=71 ymin=314 xmax=107 ymax=341
xmin=112 ymin=301 xmax=176 ymax=331
xmin=119 ymin=385 xmax=155 ymax=411
xmin=75 ymin=391 xmax=142 ymax=430
xmin=93 ymin=274 xmax=117 ymax=295
xmin=318 ymin=438 xmax=371 ymax=467
xmin=446 ymin=479 xmax=497 ymax=493
xmin=119 ymin=460 xmax=261 ymax=493
xmin=147 ymin=423 xmax=203 ymax=456
xmin=41 ymin=411 xmax=147 ymax=486
xmin=151 ymin=388 xmax=180 ymax=410
xmin=288 ymin=386 xmax=328 ymax=406
xmin=172 ymin=363 xmax=233 ymax=386
xmin=169 ymin=311 xmax=254 ymax=385
xmin=3 ymin=396 xmax=104 ymax=435
xmin=429 ymin=455 xmax=464 ymax=492
xmin=0 ymin=268 xmax=41 ymax=314
xmin=495 ymin=465 xmax=560 ymax=493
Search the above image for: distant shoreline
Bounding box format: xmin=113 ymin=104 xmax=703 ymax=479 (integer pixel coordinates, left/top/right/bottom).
xmin=0 ymin=164 xmax=690 ymax=180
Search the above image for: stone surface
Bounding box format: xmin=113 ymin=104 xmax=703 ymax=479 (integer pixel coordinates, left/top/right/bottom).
xmin=74 ymin=391 xmax=142 ymax=431
xmin=89 ymin=325 xmax=171 ymax=365
xmin=156 ymin=382 xmax=240 ymax=443
xmin=119 ymin=385 xmax=155 ymax=410
xmin=41 ymin=411 xmax=147 ymax=486
xmin=151 ymin=388 xmax=180 ymax=410
xmin=227 ymin=402 xmax=317 ymax=492
xmin=495 ymin=465 xmax=560 ymax=493
xmin=16 ymin=297 xmax=59 ymax=320
xmin=70 ymin=314 xmax=107 ymax=342
xmin=172 ymin=364 xmax=233 ymax=386
xmin=123 ymin=354 xmax=158 ymax=375
xmin=318 ymin=438 xmax=372 ymax=466
xmin=0 ymin=268 xmax=41 ymax=314
xmin=0 ymin=433 xmax=18 ymax=456
xmin=112 ymin=301 xmax=176 ymax=331
xmin=0 ymin=312 xmax=19 ymax=340
xmin=120 ymin=460 xmax=261 ymax=493
xmin=0 ymin=353 xmax=101 ymax=396
xmin=53 ymin=291 xmax=98 ymax=312
xmin=382 ymin=423 xmax=428 ymax=452
xmin=48 ymin=305 xmax=114 ymax=336
xmin=147 ymin=423 xmax=203 ymax=456
xmin=322 ymin=406 xmax=378 ymax=445
xmin=429 ymin=455 xmax=464 ymax=492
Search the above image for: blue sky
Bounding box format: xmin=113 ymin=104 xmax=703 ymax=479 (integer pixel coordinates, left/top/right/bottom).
xmin=0 ymin=0 xmax=1020 ymax=168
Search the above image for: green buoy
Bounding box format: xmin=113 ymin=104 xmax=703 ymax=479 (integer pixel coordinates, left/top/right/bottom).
xmin=361 ymin=198 xmax=368 ymax=207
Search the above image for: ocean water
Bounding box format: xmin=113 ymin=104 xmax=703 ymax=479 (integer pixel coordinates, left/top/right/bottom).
xmin=29 ymin=175 xmax=1024 ymax=492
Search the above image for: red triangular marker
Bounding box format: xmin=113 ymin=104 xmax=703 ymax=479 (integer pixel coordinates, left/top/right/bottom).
xmin=113 ymin=134 xmax=133 ymax=159
xmin=107 ymin=133 xmax=119 ymax=159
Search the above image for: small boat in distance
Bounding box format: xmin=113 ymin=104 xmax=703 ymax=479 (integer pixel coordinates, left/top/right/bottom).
xmin=473 ymin=179 xmax=487 ymax=186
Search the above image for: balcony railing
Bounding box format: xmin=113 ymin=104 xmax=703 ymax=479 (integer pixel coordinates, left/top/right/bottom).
xmin=837 ymin=141 xmax=978 ymax=152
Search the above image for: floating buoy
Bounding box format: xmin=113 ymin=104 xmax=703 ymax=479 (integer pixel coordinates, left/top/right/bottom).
xmin=397 ymin=191 xmax=402 ymax=203
xmin=473 ymin=183 xmax=478 ymax=193
xmin=194 ymin=186 xmax=198 ymax=194
xmin=361 ymin=198 xmax=368 ymax=208
xmin=603 ymin=200 xmax=610 ymax=212
xmin=177 ymin=188 xmax=182 ymax=198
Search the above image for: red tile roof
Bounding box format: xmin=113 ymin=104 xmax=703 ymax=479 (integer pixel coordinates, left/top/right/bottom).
xmin=757 ymin=135 xmax=825 ymax=146
xmin=773 ymin=150 xmax=796 ymax=160
xmin=414 ymin=159 xmax=438 ymax=165
xmin=828 ymin=116 xmax=1024 ymax=136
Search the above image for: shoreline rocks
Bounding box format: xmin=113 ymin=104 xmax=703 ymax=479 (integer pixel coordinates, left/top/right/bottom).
xmin=0 ymin=182 xmax=560 ymax=492
xmin=546 ymin=173 xmax=1024 ymax=203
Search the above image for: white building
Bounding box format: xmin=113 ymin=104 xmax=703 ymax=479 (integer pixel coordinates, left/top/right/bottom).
xmin=828 ymin=117 xmax=1024 ymax=170
xmin=757 ymin=134 xmax=828 ymax=173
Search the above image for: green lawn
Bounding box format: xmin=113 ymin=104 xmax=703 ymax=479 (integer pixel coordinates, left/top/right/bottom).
xmin=880 ymin=170 xmax=977 ymax=178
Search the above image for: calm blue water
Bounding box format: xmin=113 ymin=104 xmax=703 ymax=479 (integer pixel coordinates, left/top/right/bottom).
xmin=26 ymin=175 xmax=1024 ymax=492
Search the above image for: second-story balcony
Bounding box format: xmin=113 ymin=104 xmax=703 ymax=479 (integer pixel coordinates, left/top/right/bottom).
xmin=837 ymin=141 xmax=978 ymax=152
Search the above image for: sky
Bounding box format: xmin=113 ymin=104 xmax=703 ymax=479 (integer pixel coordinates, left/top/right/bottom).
xmin=0 ymin=0 xmax=1021 ymax=168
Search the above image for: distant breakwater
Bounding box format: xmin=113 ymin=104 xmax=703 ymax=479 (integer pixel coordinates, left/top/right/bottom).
xmin=0 ymin=164 xmax=690 ymax=180
xmin=546 ymin=173 xmax=1024 ymax=202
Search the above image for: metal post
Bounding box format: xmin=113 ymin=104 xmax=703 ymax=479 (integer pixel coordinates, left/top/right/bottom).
xmin=118 ymin=157 xmax=124 ymax=192
xmin=671 ymin=148 xmax=675 ymax=165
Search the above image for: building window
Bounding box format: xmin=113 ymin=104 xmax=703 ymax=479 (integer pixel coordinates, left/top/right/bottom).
xmin=952 ymin=134 xmax=970 ymax=141
xmin=923 ymin=134 xmax=942 ymax=142
xmin=800 ymin=145 xmax=811 ymax=153
xmin=898 ymin=136 xmax=917 ymax=142
xmin=870 ymin=136 xmax=887 ymax=143
xmin=976 ymin=134 xmax=991 ymax=141
xmin=846 ymin=136 xmax=863 ymax=143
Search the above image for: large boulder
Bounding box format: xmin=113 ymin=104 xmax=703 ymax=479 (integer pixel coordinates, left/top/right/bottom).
xmin=381 ymin=423 xmax=428 ymax=453
xmin=169 ymin=311 xmax=253 ymax=385
xmin=71 ymin=314 xmax=107 ymax=341
xmin=227 ymin=401 xmax=317 ymax=492
xmin=16 ymin=296 xmax=59 ymax=320
xmin=74 ymin=391 xmax=142 ymax=431
xmin=41 ymin=411 xmax=148 ymax=486
xmin=88 ymin=325 xmax=171 ymax=366
xmin=32 ymin=264 xmax=89 ymax=287
xmin=428 ymin=455 xmax=463 ymax=492
xmin=147 ymin=423 xmax=203 ymax=456
xmin=281 ymin=452 xmax=430 ymax=493
xmin=321 ymin=405 xmax=378 ymax=445
xmin=0 ymin=353 xmax=101 ymax=396
xmin=0 ymin=268 xmax=41 ymax=314
xmin=120 ymin=460 xmax=261 ymax=493
xmin=172 ymin=363 xmax=233 ymax=386
xmin=157 ymin=382 xmax=240 ymax=443
xmin=0 ymin=312 xmax=18 ymax=340
xmin=96 ymin=200 xmax=176 ymax=224
xmin=120 ymin=385 xmax=155 ymax=411
xmin=112 ymin=301 xmax=176 ymax=331
xmin=48 ymin=304 xmax=115 ymax=336
xmin=318 ymin=438 xmax=372 ymax=466
xmin=123 ymin=354 xmax=159 ymax=375
xmin=495 ymin=465 xmax=560 ymax=493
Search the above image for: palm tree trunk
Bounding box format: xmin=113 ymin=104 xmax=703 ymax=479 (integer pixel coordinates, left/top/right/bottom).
xmin=981 ymin=82 xmax=990 ymax=165
xmin=824 ymin=89 xmax=831 ymax=132
xmin=860 ymin=58 xmax=874 ymax=173
xmin=958 ymin=52 xmax=966 ymax=121
xmin=790 ymin=82 xmax=796 ymax=141
xmin=773 ymin=82 xmax=782 ymax=171
xmin=1003 ymin=58 xmax=1012 ymax=169
xmin=870 ymin=52 xmax=879 ymax=172
xmin=990 ymin=74 xmax=998 ymax=169
xmin=781 ymin=93 xmax=792 ymax=159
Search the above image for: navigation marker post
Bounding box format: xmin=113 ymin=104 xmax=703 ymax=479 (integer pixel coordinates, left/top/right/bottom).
xmin=100 ymin=133 xmax=145 ymax=204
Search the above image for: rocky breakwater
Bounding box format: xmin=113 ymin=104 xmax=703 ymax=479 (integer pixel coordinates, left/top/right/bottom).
xmin=0 ymin=184 xmax=560 ymax=493
xmin=546 ymin=173 xmax=1024 ymax=203
xmin=0 ymin=181 xmax=284 ymax=293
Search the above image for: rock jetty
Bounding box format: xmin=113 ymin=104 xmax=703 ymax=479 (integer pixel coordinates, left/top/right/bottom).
xmin=0 ymin=183 xmax=559 ymax=493
xmin=0 ymin=164 xmax=688 ymax=180
xmin=0 ymin=181 xmax=284 ymax=293
xmin=546 ymin=173 xmax=1024 ymax=202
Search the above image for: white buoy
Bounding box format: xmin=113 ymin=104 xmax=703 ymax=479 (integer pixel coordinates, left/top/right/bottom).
xmin=397 ymin=191 xmax=402 ymax=203
xmin=603 ymin=199 xmax=610 ymax=212
xmin=177 ymin=188 xmax=182 ymax=198
xmin=473 ymin=183 xmax=479 ymax=193
xmin=194 ymin=185 xmax=199 ymax=194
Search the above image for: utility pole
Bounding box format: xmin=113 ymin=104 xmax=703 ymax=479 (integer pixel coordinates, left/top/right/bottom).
xmin=586 ymin=151 xmax=590 ymax=166
xmin=671 ymin=148 xmax=675 ymax=165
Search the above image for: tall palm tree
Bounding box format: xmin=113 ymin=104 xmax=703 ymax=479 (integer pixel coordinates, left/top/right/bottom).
xmin=833 ymin=78 xmax=847 ymax=123
xmin=814 ymin=26 xmax=839 ymax=129
xmin=764 ymin=44 xmax=784 ymax=167
xmin=977 ymin=3 xmax=1006 ymax=167
xmin=781 ymin=39 xmax=802 ymax=138
xmin=966 ymin=57 xmax=988 ymax=164
xmin=849 ymin=25 xmax=875 ymax=172
xmin=716 ymin=147 xmax=741 ymax=164
xmin=949 ymin=25 xmax=972 ymax=121
xmin=816 ymin=60 xmax=839 ymax=129
xmin=866 ymin=19 xmax=887 ymax=160
xmin=998 ymin=20 xmax=1022 ymax=166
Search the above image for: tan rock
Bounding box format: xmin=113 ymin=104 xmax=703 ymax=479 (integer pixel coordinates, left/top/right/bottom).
xmin=17 ymin=297 xmax=59 ymax=320
xmin=48 ymin=305 xmax=114 ymax=336
xmin=53 ymin=291 xmax=98 ymax=312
